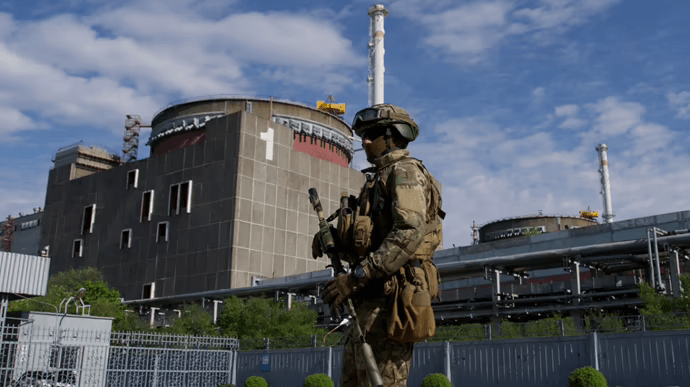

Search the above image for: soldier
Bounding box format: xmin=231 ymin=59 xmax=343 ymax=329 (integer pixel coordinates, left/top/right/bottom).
xmin=313 ymin=104 xmax=444 ymax=386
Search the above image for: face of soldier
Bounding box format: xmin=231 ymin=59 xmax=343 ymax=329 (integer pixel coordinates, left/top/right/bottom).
xmin=362 ymin=128 xmax=388 ymax=163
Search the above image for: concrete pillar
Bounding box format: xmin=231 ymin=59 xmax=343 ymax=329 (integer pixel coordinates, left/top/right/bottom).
xmin=213 ymin=300 xmax=223 ymax=324
xmin=490 ymin=269 xmax=502 ymax=335
xmin=670 ymin=249 xmax=683 ymax=298
xmin=570 ymin=260 xmax=584 ymax=332
xmin=149 ymin=307 xmax=159 ymax=328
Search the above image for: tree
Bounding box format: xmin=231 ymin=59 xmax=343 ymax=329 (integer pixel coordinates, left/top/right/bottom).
xmin=9 ymin=267 xmax=143 ymax=331
xmin=217 ymin=296 xmax=322 ymax=338
xmin=164 ymin=304 xmax=218 ymax=336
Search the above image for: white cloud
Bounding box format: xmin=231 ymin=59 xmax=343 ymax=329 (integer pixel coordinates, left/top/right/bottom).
xmin=555 ymin=104 xmax=578 ymax=116
xmin=532 ymin=87 xmax=545 ymax=101
xmin=588 ymin=97 xmax=645 ymax=136
xmin=667 ymin=91 xmax=690 ymax=119
xmin=395 ymin=0 xmax=621 ymax=62
xmin=0 ymin=3 xmax=362 ymax=138
xmin=554 ymin=104 xmax=587 ymax=129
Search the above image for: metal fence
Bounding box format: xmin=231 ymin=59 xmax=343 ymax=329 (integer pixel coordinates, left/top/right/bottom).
xmin=0 ymin=324 xmax=239 ymax=387
xmin=1 ymin=318 xmax=689 ymax=387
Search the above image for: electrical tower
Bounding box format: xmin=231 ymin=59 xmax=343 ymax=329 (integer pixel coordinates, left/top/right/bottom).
xmin=123 ymin=115 xmax=151 ymax=163
xmin=2 ymin=216 xmax=14 ymax=252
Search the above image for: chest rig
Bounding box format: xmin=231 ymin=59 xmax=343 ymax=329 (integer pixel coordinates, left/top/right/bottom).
xmin=336 ymin=156 xmax=444 ymax=266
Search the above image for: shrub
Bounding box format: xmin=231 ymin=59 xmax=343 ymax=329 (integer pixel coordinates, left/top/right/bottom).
xmin=569 ymin=367 xmax=607 ymax=387
xmin=244 ymin=376 xmax=269 ymax=387
xmin=421 ymin=373 xmax=451 ymax=387
xmin=304 ymin=373 xmax=334 ymax=387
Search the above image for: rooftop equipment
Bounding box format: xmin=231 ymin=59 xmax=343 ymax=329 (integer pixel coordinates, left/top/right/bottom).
xmin=316 ymin=95 xmax=346 ymax=116
xmin=124 ymin=115 xmax=151 ymax=162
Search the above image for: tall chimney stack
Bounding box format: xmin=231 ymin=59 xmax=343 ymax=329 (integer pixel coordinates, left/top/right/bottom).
xmin=596 ymin=144 xmax=615 ymax=223
xmin=368 ymin=4 xmax=388 ymax=106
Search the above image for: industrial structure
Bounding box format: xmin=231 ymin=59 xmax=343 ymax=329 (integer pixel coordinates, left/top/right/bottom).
xmin=0 ymin=209 xmax=44 ymax=256
xmin=40 ymin=97 xmax=363 ymax=300
xmin=4 ymin=3 xmax=682 ymax=332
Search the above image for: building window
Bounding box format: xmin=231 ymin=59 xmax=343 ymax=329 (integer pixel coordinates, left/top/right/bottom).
xmin=142 ymin=282 xmax=156 ymax=299
xmin=127 ymin=169 xmax=139 ymax=189
xmin=20 ymin=219 xmax=39 ymax=230
xmin=246 ymin=101 xmax=252 ymax=113
xmin=141 ymin=190 xmax=154 ymax=222
xmin=169 ymin=181 xmax=192 ymax=215
xmin=157 ymin=222 xmax=168 ymax=243
xmin=81 ymin=204 xmax=95 ymax=234
xmin=120 ymin=229 xmax=132 ymax=249
xmin=72 ymin=239 xmax=83 ymax=258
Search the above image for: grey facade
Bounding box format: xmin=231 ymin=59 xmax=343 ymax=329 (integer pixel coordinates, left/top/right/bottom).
xmin=0 ymin=211 xmax=44 ymax=256
xmin=42 ymin=100 xmax=364 ymax=301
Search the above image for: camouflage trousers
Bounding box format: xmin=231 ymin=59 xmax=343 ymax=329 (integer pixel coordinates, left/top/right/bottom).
xmin=341 ymin=297 xmax=414 ymax=387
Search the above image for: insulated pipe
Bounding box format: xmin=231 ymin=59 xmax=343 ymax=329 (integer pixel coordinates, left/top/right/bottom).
xmin=368 ymin=4 xmax=388 ymax=106
xmin=596 ymin=144 xmax=615 ymax=223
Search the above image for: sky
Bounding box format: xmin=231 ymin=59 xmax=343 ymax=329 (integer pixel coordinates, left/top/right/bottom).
xmin=1 ymin=0 xmax=690 ymax=247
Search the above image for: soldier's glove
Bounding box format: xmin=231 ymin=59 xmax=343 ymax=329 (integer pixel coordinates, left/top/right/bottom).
xmin=322 ymin=272 xmax=367 ymax=309
xmin=311 ymin=232 xmax=323 ymax=259
xmin=311 ymin=226 xmax=338 ymax=259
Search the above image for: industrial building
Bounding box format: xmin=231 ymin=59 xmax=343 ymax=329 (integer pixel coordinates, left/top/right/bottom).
xmin=1 ymin=210 xmax=45 ymax=256
xmin=40 ymin=97 xmax=364 ymax=301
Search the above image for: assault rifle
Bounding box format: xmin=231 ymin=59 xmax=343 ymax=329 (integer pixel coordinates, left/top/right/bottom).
xmin=308 ymin=188 xmax=383 ymax=387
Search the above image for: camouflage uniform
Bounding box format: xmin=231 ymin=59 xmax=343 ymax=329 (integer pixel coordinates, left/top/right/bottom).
xmin=341 ymin=148 xmax=442 ymax=387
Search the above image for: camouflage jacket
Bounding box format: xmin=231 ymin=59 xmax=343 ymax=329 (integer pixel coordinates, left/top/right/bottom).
xmin=359 ymin=149 xmax=443 ymax=280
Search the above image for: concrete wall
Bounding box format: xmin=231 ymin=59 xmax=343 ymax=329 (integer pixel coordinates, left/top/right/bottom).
xmin=230 ymin=111 xmax=363 ymax=288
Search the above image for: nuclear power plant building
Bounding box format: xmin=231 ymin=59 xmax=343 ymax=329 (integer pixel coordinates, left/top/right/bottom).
xmin=41 ymin=97 xmax=364 ymax=301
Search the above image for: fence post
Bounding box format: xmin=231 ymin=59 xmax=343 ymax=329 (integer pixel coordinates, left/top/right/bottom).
xmin=559 ymin=320 xmax=565 ymax=336
xmin=640 ymin=315 xmax=646 ymax=332
xmin=485 ymin=324 xmax=492 ymax=340
xmin=591 ymin=332 xmax=599 ymax=370
xmin=312 ymin=334 xmax=318 ymax=348
xmin=265 ymin=337 xmax=270 ymax=350
xmin=232 ymin=349 xmax=238 ymax=385
xmin=327 ymin=346 xmax=333 ymax=379
xmin=444 ymin=341 xmax=452 ymax=383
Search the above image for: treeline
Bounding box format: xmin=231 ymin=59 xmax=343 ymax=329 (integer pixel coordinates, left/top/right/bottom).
xmin=9 ymin=267 xmax=323 ymax=337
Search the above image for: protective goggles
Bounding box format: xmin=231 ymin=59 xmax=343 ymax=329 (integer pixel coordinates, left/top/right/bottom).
xmin=352 ymin=108 xmax=411 ymax=129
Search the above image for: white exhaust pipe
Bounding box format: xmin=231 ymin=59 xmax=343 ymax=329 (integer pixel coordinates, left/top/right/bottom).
xmin=596 ymin=144 xmax=615 ymax=223
xmin=368 ymin=4 xmax=388 ymax=106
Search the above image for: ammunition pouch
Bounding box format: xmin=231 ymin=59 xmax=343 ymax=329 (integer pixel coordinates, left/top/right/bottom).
xmin=386 ymin=263 xmax=436 ymax=342
xmin=352 ymin=214 xmax=373 ymax=257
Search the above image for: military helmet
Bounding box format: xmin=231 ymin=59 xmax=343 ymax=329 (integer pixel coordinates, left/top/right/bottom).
xmin=352 ymin=104 xmax=419 ymax=142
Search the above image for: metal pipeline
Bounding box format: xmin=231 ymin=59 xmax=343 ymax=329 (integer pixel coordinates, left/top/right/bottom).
xmin=436 ymin=231 xmax=690 ymax=279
